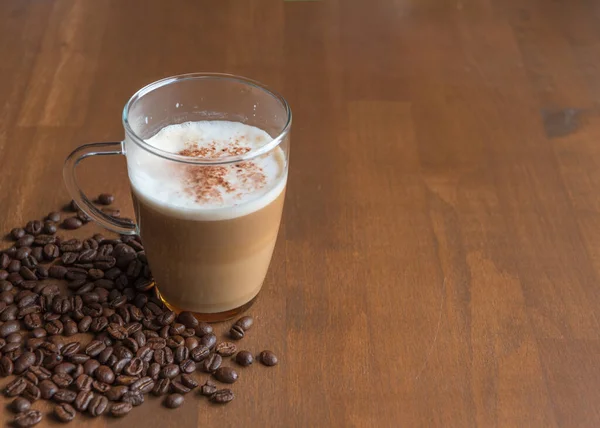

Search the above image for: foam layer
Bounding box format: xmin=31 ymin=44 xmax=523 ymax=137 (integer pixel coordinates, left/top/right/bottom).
xmin=128 ymin=121 xmax=286 ymax=221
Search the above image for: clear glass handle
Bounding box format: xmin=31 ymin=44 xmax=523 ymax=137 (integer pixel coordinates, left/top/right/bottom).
xmin=63 ymin=142 xmax=137 ymax=235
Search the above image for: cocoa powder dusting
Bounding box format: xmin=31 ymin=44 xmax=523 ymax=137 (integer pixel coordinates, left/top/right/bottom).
xmin=178 ymin=141 xmax=267 ymax=204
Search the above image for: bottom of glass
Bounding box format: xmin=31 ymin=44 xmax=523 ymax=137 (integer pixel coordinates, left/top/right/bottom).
xmin=155 ymin=287 xmax=258 ymax=323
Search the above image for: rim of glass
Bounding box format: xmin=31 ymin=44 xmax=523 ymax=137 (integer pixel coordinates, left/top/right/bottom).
xmin=122 ymin=72 xmax=292 ymax=165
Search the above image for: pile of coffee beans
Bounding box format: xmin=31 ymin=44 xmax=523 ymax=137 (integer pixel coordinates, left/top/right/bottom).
xmin=0 ymin=196 xmax=278 ymax=427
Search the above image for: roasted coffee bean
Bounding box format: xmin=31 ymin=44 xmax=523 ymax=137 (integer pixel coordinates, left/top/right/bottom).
xmin=97 ymin=193 xmax=114 ymax=205
xmin=54 ymin=403 xmax=76 ymax=422
xmin=78 ymin=248 xmax=97 ymax=263
xmin=130 ymin=376 xmax=154 ymax=394
xmin=216 ymin=342 xmax=237 ymax=357
xmin=123 ymin=357 xmax=143 ymax=376
xmin=177 ymin=311 xmax=199 ymax=329
xmin=5 ymin=377 xmax=27 ymax=397
xmin=170 ymin=380 xmax=190 ymax=394
xmin=15 ymin=248 xmax=31 ymax=261
xmin=202 ymin=353 xmax=222 ymax=373
xmin=4 ymin=246 xmax=17 ymax=258
xmin=7 ymin=273 xmax=23 ymax=287
xmin=150 ymin=377 xmax=169 ymax=396
xmin=229 ymin=325 xmax=245 ymax=340
xmin=201 ymin=333 xmax=217 ymax=349
xmin=115 ymin=375 xmax=137 ymax=386
xmin=235 ymin=350 xmax=254 ymax=367
xmin=148 ymin=362 xmax=160 ymax=380
xmin=23 ymin=372 xmax=38 ymax=386
xmin=22 ymin=382 xmax=41 ymax=402
xmin=210 ymin=389 xmax=235 ymax=405
xmin=97 ymin=346 xmax=113 ymax=364
xmin=91 ymin=380 xmax=110 ymax=394
xmin=12 ymin=397 xmax=31 ymax=413
xmin=62 ymin=217 xmax=82 ymax=230
xmin=11 ymin=228 xmax=25 ymax=240
xmin=18 ymin=292 xmax=37 ymax=308
xmin=52 ymin=373 xmax=73 ymax=388
xmin=13 ymin=409 xmax=42 ymax=427
xmin=76 ymin=209 xmax=92 ymax=223
xmin=90 ymin=316 xmax=108 ymax=333
xmin=260 ymin=350 xmax=279 ymax=366
xmin=167 ymin=336 xmax=185 ymax=349
xmin=107 ymin=323 xmax=128 ymax=340
xmin=43 ymin=222 xmax=57 ymax=234
xmin=180 ymin=359 xmax=196 ymax=374
xmin=105 ymin=385 xmax=128 ymax=401
xmin=0 ymin=278 xmax=12 ymax=291
xmin=24 ymin=313 xmax=42 ymax=330
xmin=60 ymin=238 xmax=82 ymax=253
xmin=0 ymin=320 xmax=20 ymax=337
xmin=156 ymin=310 xmax=175 ymax=326
xmin=134 ymin=278 xmax=153 ymax=291
xmin=110 ymin=401 xmax=133 ymax=417
xmin=83 ymin=359 xmax=100 ymax=377
xmin=29 ymin=366 xmax=51 ymax=381
xmin=39 ymin=379 xmax=58 ymax=400
xmin=85 ymin=340 xmax=106 ymax=357
xmin=14 ymin=352 xmax=36 ymax=374
xmin=169 ymin=324 xmax=186 ymax=337
xmin=185 ymin=337 xmax=199 ymax=351
xmin=34 ymin=266 xmax=47 ymax=279
xmin=33 ymin=234 xmax=55 ymax=246
xmin=45 ymin=320 xmax=63 ymax=335
xmin=191 ymin=345 xmax=210 ymax=362
xmin=0 ymin=290 xmax=14 ymax=304
xmin=95 ymin=365 xmax=115 ymax=384
xmin=73 ymin=374 xmax=92 ymax=392
xmin=180 ymin=374 xmax=199 ymax=389
xmin=94 ymin=256 xmax=116 ymax=270
xmin=0 ymin=355 xmax=13 ymax=376
xmin=88 ymin=394 xmax=108 ymax=416
xmin=42 ymin=353 xmax=62 ymax=369
xmin=200 ymin=379 xmax=217 ymax=396
xmin=69 ymin=354 xmax=89 ymax=365
xmin=6 ymin=331 xmax=22 ymax=343
xmin=73 ymin=364 xmax=84 ymax=379
xmin=77 ymin=316 xmax=92 ymax=333
xmin=174 ymin=346 xmax=189 ymax=363
xmin=17 ymin=235 xmax=35 ymax=248
xmin=62 ymin=320 xmax=78 ymax=336
xmin=48 ymin=265 xmax=67 ymax=279
xmin=147 ymin=337 xmax=166 ymax=350
xmin=1 ymin=304 xmax=18 ymax=321
xmin=160 ymin=364 xmax=179 ymax=379
xmin=6 ymin=260 xmax=21 ymax=272
xmin=214 ymin=366 xmax=238 ymax=384
xmin=122 ymin=390 xmax=144 ymax=406
xmin=164 ymin=393 xmax=184 ymax=409
xmin=25 ymin=220 xmax=43 ymax=236
xmin=54 ymin=362 xmax=77 ymax=375
xmin=47 ymin=212 xmax=61 ymax=222
xmin=74 ymin=390 xmax=93 ymax=411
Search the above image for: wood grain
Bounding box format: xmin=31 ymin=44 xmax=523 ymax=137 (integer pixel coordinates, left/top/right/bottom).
xmin=0 ymin=0 xmax=599 ymax=426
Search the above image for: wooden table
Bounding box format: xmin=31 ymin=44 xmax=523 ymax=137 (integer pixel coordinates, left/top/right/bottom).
xmin=1 ymin=0 xmax=599 ymax=426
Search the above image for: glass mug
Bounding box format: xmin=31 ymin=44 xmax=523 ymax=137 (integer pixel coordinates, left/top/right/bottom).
xmin=63 ymin=73 xmax=291 ymax=321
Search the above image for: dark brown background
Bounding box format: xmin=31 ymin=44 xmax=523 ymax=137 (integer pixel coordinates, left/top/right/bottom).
xmin=1 ymin=0 xmax=600 ymax=426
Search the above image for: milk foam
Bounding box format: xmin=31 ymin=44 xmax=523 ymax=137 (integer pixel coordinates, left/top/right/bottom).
xmin=128 ymin=121 xmax=286 ymax=221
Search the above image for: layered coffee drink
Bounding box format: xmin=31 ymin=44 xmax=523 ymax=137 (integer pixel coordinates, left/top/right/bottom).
xmin=128 ymin=120 xmax=287 ymax=319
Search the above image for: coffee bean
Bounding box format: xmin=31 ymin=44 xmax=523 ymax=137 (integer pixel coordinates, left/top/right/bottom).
xmin=0 ymin=355 xmax=14 ymax=376
xmin=22 ymin=382 xmax=41 ymax=402
xmin=45 ymin=320 xmax=63 ymax=335
xmin=62 ymin=217 xmax=82 ymax=230
xmin=130 ymin=376 xmax=154 ymax=394
xmin=170 ymin=380 xmax=191 ymax=394
xmin=69 ymin=354 xmax=89 ymax=365
xmin=95 ymin=365 xmax=115 ymax=384
xmin=200 ymin=379 xmax=217 ymax=396
xmin=91 ymin=380 xmax=110 ymax=394
xmin=191 ymin=345 xmax=210 ymax=362
xmin=214 ymin=366 xmax=239 ymax=384
xmin=176 ymin=311 xmax=198 ymax=329
xmin=52 ymin=373 xmax=73 ymax=388
xmin=61 ymin=252 xmax=78 ymax=265
xmin=174 ymin=346 xmax=189 ymax=363
xmin=180 ymin=374 xmax=199 ymax=389
xmin=216 ymin=342 xmax=237 ymax=357
xmin=169 ymin=323 xmax=186 ymax=336
xmin=25 ymin=220 xmax=43 ymax=236
xmin=260 ymin=350 xmax=279 ymax=366
xmin=63 ymin=320 xmax=78 ymax=336
xmin=53 ymin=389 xmax=77 ymax=403
xmin=33 ymin=234 xmax=55 ymax=246
xmin=13 ymin=409 xmax=42 ymax=427
xmin=201 ymin=333 xmax=217 ymax=349
xmin=147 ymin=337 xmax=166 ymax=350
xmin=150 ymin=377 xmax=169 ymax=396
xmin=123 ymin=357 xmax=143 ymax=376
xmin=54 ymin=403 xmax=76 ymax=422
xmin=202 ymin=353 xmax=222 ymax=373
xmin=12 ymin=397 xmax=31 ymax=413
xmin=24 ymin=313 xmax=42 ymax=330
xmin=74 ymin=390 xmax=93 ymax=411
xmin=180 ymin=359 xmax=196 ymax=374
xmin=1 ymin=304 xmax=18 ymax=321
xmin=73 ymin=374 xmax=92 ymax=392
xmin=107 ymin=323 xmax=128 ymax=340
xmin=85 ymin=340 xmax=106 ymax=357
xmin=97 ymin=193 xmax=114 ymax=205
xmin=122 ymin=390 xmax=144 ymax=406
xmin=48 ymin=265 xmax=67 ymax=279
xmin=111 ymin=401 xmax=133 ymax=417
xmin=17 ymin=235 xmax=34 ymax=248
xmin=83 ymin=359 xmax=100 ymax=377
xmin=4 ymin=377 xmax=27 ymax=397
xmin=0 ymin=320 xmax=20 ymax=337
xmin=46 ymin=212 xmax=61 ymax=222
xmin=14 ymin=352 xmax=36 ymax=374
xmin=164 ymin=393 xmax=184 ymax=408
xmin=229 ymin=325 xmax=245 ymax=340
xmin=88 ymin=394 xmax=108 ymax=416
xmin=160 ymin=364 xmax=179 ymax=379
xmin=43 ymin=222 xmax=57 ymax=234
xmin=39 ymin=379 xmax=58 ymax=399
xmin=104 ymin=385 xmax=127 ymax=401
xmin=210 ymin=388 xmax=234 ymax=404
xmin=235 ymin=350 xmax=254 ymax=367
xmin=11 ymin=228 xmax=25 ymax=240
